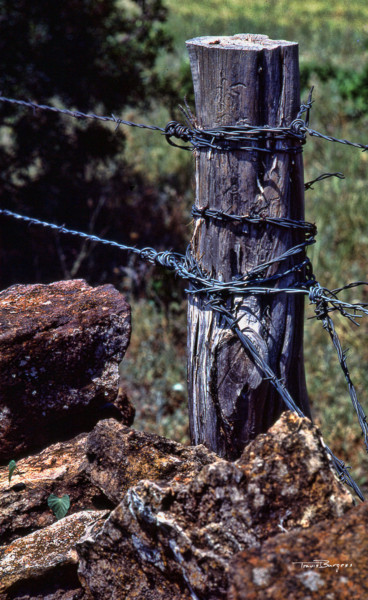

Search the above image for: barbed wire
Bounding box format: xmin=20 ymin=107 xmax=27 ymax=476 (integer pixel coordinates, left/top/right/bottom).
xmin=304 ymin=172 xmax=345 ymax=191
xmin=191 ymin=206 xmax=317 ymax=233
xmin=1 ymin=90 xmax=368 ymax=500
xmin=1 ymin=92 xmax=368 ymax=153
xmin=0 ymin=95 xmax=166 ymax=133
xmin=315 ymin=302 xmax=368 ymax=450
xmin=1 ymin=206 xmax=367 ymax=500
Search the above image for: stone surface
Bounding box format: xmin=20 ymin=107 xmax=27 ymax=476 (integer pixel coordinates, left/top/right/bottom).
xmin=0 ymin=510 xmax=108 ymax=599
xmin=0 ymin=433 xmax=112 ymax=546
xmin=235 ymin=411 xmax=354 ymax=538
xmin=0 ymin=408 xmax=359 ymax=600
xmin=0 ymin=280 xmax=133 ymax=461
xmin=0 ymin=420 xmax=221 ymax=599
xmin=86 ymin=418 xmax=222 ymax=504
xmin=77 ymin=412 xmax=354 ymax=600
xmin=228 ymin=499 xmax=368 ymax=600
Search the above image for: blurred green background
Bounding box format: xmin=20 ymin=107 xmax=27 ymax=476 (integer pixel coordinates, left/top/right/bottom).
xmin=125 ymin=0 xmax=368 ymax=494
xmin=1 ymin=0 xmax=367 ymax=494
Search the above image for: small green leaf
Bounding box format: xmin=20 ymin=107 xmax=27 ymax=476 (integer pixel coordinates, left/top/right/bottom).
xmin=8 ymin=460 xmax=17 ymax=483
xmin=47 ymin=494 xmax=70 ymax=520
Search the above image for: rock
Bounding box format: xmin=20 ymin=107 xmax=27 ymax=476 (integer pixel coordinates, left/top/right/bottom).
xmin=0 ymin=509 xmax=108 ymax=600
xmin=77 ymin=412 xmax=354 ymax=599
xmin=0 ymin=280 xmax=133 ymax=462
xmin=86 ymin=418 xmax=222 ymax=504
xmin=235 ymin=411 xmax=354 ymax=538
xmin=0 ymin=433 xmax=113 ymax=546
xmin=227 ymin=499 xmax=368 ymax=600
xmin=77 ymin=486 xmax=193 ymax=600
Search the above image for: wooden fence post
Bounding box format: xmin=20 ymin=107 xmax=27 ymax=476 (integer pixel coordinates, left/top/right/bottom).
xmin=186 ymin=34 xmax=311 ymax=459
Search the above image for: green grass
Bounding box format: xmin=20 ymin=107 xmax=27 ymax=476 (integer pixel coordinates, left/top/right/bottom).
xmin=121 ymin=0 xmax=368 ymax=494
xmin=121 ymin=298 xmax=189 ymax=443
xmin=164 ymin=0 xmax=368 ymax=48
xmin=162 ymin=0 xmax=368 ymax=80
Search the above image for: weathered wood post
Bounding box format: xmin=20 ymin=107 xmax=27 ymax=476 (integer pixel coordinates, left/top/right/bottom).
xmin=186 ymin=34 xmax=311 ymax=459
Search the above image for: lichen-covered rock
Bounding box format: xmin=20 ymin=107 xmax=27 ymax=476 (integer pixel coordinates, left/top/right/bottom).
xmin=227 ymin=499 xmax=368 ymax=600
xmin=0 ymin=433 xmax=112 ymax=546
xmin=77 ymin=483 xmax=193 ymax=600
xmin=86 ymin=418 xmax=222 ymax=504
xmin=77 ymin=412 xmax=354 ymax=599
xmin=0 ymin=510 xmax=108 ymax=599
xmin=235 ymin=411 xmax=354 ymax=537
xmin=0 ymin=280 xmax=133 ymax=461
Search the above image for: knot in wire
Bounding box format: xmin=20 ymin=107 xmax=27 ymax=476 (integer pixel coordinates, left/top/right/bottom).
xmin=309 ymin=284 xmax=330 ymax=321
xmin=164 ymin=121 xmax=192 ymax=149
xmin=155 ymin=250 xmax=184 ymax=272
xmin=290 ymin=118 xmax=307 ymax=138
xmin=139 ymin=247 xmax=157 ymax=264
xmin=308 ymin=283 xmax=324 ymax=304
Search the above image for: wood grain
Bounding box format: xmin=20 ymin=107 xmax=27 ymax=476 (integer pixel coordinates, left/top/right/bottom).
xmin=186 ymin=34 xmax=310 ymax=459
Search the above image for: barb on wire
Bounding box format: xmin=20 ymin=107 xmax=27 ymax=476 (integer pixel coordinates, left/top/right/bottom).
xmin=323 ymin=446 xmax=365 ymax=499
xmin=296 ymin=86 xmax=314 ymax=123
xmin=310 ymin=290 xmax=368 ymax=452
xmin=0 ymin=95 xmax=166 ymax=133
xmin=0 ymin=206 xmax=367 ymax=500
xmin=309 ymin=283 xmax=368 ymax=323
xmin=1 ymin=91 xmax=368 ymax=153
xmin=304 ymin=172 xmax=345 ymax=191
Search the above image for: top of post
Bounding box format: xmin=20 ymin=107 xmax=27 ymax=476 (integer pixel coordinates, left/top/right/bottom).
xmin=186 ymin=34 xmax=297 ymax=50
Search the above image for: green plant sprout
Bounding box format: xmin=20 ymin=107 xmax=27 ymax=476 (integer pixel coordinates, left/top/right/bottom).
xmin=8 ymin=459 xmax=17 ymax=483
xmin=8 ymin=459 xmax=71 ymax=520
xmin=47 ymin=494 xmax=71 ymax=520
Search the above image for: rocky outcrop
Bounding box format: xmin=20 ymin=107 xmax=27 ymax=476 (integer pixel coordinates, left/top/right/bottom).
xmin=0 ymin=404 xmax=361 ymax=600
xmin=0 ymin=303 xmax=363 ymax=600
xmin=85 ymin=419 xmax=222 ymax=504
xmin=228 ymin=499 xmax=368 ymax=600
xmin=0 ymin=280 xmax=133 ymax=461
xmin=235 ymin=411 xmax=352 ymax=537
xmin=0 ymin=418 xmax=225 ymax=599
xmin=77 ymin=412 xmax=354 ymax=600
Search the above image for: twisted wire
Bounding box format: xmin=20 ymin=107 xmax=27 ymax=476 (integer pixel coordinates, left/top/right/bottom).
xmin=311 ymin=290 xmax=368 ymax=450
xmin=304 ymin=172 xmax=345 ymax=191
xmin=165 ymin=120 xmax=304 ymax=153
xmin=225 ymin=304 xmax=365 ymax=499
xmin=0 ymin=95 xmax=166 ymax=133
xmin=2 ymin=92 xmax=367 ymax=153
xmin=1 ymin=90 xmax=368 ymax=499
xmin=191 ymin=206 xmax=317 ymax=234
xmin=1 ymin=206 xmax=367 ymax=500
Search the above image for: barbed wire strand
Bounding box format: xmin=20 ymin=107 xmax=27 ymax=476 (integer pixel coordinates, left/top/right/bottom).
xmin=0 ymin=207 xmax=366 ymax=501
xmin=304 ymin=172 xmax=345 ymax=191
xmin=0 ymin=95 xmax=166 ymax=133
xmin=1 ymin=94 xmax=368 ymax=152
xmin=1 ymin=89 xmax=368 ymax=500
